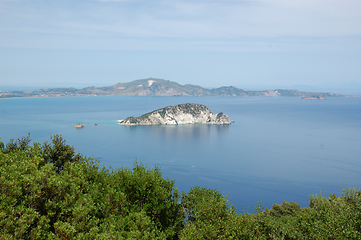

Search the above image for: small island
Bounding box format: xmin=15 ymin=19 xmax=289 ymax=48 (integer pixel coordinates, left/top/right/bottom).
xmin=118 ymin=103 xmax=231 ymax=125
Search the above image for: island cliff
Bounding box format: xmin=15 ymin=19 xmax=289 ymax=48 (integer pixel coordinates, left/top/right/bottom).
xmin=118 ymin=103 xmax=231 ymax=125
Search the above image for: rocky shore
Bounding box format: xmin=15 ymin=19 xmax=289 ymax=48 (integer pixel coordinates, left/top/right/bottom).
xmin=118 ymin=103 xmax=231 ymax=125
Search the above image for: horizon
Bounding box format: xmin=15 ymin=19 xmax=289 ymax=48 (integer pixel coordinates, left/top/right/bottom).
xmin=1 ymin=77 xmax=361 ymax=96
xmin=0 ymin=0 xmax=360 ymax=90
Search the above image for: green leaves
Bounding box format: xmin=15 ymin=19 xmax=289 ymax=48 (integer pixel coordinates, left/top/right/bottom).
xmin=180 ymin=187 xmax=248 ymax=239
xmin=268 ymin=200 xmax=303 ymax=218
xmin=0 ymin=136 xmax=182 ymax=239
xmin=106 ymin=161 xmax=183 ymax=237
xmin=2 ymin=133 xmax=31 ymax=153
xmin=41 ymin=134 xmax=82 ymax=173
xmin=1 ymin=135 xmax=361 ymax=239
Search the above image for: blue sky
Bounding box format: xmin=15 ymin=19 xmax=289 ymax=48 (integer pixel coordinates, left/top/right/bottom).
xmin=1 ymin=0 xmax=361 ymax=91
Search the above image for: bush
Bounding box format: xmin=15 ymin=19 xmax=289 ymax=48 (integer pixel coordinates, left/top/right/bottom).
xmin=180 ymin=187 xmax=249 ymax=239
xmin=1 ymin=135 xmax=361 ymax=239
xmin=0 ymin=136 xmax=182 ymax=239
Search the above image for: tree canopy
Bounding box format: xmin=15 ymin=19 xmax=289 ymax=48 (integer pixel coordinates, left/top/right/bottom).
xmin=1 ymin=135 xmax=360 ymax=239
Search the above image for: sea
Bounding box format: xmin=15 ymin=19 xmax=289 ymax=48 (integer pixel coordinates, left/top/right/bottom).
xmin=1 ymin=96 xmax=360 ymax=212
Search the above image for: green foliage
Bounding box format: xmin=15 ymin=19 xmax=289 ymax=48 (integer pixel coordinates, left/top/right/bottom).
xmin=2 ymin=133 xmax=31 ymax=153
xmin=216 ymin=112 xmax=225 ymax=120
xmin=127 ymin=116 xmax=140 ymax=124
xmin=104 ymin=161 xmax=183 ymax=237
xmin=305 ymin=188 xmax=361 ymax=239
xmin=1 ymin=135 xmax=361 ymax=239
xmin=0 ymin=136 xmax=181 ymax=239
xmin=246 ymin=188 xmax=361 ymax=239
xmin=139 ymin=112 xmax=153 ymax=120
xmin=254 ymin=200 xmax=264 ymax=214
xmin=268 ymin=200 xmax=303 ymax=217
xmin=180 ymin=187 xmax=249 ymax=239
xmin=41 ymin=134 xmax=82 ymax=173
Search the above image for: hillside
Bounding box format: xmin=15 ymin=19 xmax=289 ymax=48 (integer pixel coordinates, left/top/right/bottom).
xmin=0 ymin=78 xmax=347 ymax=98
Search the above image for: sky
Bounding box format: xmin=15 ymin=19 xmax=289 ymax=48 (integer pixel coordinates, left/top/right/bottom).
xmin=0 ymin=0 xmax=361 ymax=92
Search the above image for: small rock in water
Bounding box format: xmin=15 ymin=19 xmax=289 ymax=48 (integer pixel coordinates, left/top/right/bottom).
xmin=75 ymin=124 xmax=84 ymax=128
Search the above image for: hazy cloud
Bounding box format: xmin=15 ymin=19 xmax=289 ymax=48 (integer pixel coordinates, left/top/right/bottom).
xmin=0 ymin=0 xmax=360 ymax=50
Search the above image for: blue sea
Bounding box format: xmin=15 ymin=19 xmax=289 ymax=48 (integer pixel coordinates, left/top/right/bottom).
xmin=1 ymin=96 xmax=360 ymax=212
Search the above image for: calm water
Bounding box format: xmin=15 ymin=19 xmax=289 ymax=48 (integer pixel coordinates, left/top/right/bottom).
xmin=1 ymin=96 xmax=360 ymax=211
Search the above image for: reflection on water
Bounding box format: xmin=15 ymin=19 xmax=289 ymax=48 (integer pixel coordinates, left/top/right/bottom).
xmin=124 ymin=124 xmax=230 ymax=141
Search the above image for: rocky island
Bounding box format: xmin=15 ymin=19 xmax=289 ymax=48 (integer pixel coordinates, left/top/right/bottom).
xmin=118 ymin=103 xmax=231 ymax=125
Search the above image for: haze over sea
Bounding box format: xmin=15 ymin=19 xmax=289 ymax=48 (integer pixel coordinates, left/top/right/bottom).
xmin=1 ymin=96 xmax=360 ymax=211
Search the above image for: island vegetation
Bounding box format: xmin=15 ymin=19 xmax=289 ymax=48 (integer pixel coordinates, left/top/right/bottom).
xmin=118 ymin=103 xmax=231 ymax=125
xmin=1 ymin=135 xmax=360 ymax=239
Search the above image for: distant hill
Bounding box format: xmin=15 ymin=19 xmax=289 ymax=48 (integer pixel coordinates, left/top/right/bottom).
xmin=0 ymin=78 xmax=348 ymax=98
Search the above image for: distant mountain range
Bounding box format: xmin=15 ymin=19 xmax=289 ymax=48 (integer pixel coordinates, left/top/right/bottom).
xmin=0 ymin=78 xmax=349 ymax=98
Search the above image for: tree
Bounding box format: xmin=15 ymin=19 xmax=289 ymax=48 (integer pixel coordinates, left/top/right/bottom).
xmin=180 ymin=187 xmax=248 ymax=239
xmin=0 ymin=136 xmax=183 ymax=239
xmin=268 ymin=200 xmax=303 ymax=217
xmin=41 ymin=134 xmax=81 ymax=173
xmin=1 ymin=133 xmax=31 ymax=153
xmin=1 ymin=135 xmax=361 ymax=239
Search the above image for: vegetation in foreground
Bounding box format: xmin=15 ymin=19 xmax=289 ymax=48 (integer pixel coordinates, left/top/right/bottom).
xmin=1 ymin=135 xmax=360 ymax=239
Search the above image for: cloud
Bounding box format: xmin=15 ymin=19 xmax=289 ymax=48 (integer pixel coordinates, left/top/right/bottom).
xmin=96 ymin=0 xmax=361 ymax=38
xmin=0 ymin=0 xmax=360 ymax=51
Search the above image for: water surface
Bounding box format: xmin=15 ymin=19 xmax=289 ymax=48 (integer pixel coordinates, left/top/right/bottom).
xmin=1 ymin=96 xmax=360 ymax=211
